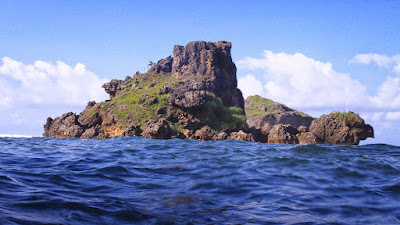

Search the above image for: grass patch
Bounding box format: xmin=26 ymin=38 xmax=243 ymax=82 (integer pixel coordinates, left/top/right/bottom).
xmin=199 ymin=93 xmax=247 ymax=133
xmin=332 ymin=111 xmax=359 ymax=123
xmin=245 ymin=95 xmax=281 ymax=117
xmin=245 ymin=95 xmax=313 ymax=118
xmin=103 ymin=73 xmax=185 ymax=127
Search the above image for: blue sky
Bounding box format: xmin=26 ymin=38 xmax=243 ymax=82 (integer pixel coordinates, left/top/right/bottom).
xmin=0 ymin=1 xmax=399 ymax=145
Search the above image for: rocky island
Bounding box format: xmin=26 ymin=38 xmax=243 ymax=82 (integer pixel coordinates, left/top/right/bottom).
xmin=43 ymin=41 xmax=374 ymax=145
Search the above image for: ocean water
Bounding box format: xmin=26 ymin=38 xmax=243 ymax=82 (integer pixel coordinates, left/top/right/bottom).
xmin=0 ymin=137 xmax=399 ymax=225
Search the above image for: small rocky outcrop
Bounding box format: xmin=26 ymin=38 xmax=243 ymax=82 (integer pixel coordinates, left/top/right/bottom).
xmin=43 ymin=112 xmax=84 ymax=138
xmin=268 ymin=124 xmax=299 ymax=144
xmin=102 ymin=76 xmax=132 ymax=98
xmin=121 ymin=123 xmax=142 ymax=137
xmin=147 ymin=56 xmax=173 ymax=75
xmin=309 ymin=111 xmax=374 ymax=145
xmin=142 ymin=119 xmax=172 ymax=139
xmin=192 ymin=126 xmax=214 ymax=141
xmin=297 ymin=132 xmax=323 ymax=145
xmin=245 ymin=95 xmax=314 ymax=133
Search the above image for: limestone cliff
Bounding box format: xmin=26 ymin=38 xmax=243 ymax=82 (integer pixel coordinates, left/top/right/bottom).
xmin=43 ymin=41 xmax=374 ymax=145
xmin=44 ymin=41 xmax=248 ymax=140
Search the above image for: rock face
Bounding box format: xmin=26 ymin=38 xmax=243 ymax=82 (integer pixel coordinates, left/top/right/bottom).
xmin=166 ymin=41 xmax=244 ymax=113
xmin=309 ymin=111 xmax=374 ymax=145
xmin=245 ymin=95 xmax=314 ymax=133
xmin=43 ymin=41 xmax=374 ymax=145
xmin=44 ymin=41 xmax=249 ymax=141
xmin=171 ymin=41 xmax=244 ymax=110
xmin=43 ymin=112 xmax=84 ymax=138
xmin=268 ymin=124 xmax=299 ymax=144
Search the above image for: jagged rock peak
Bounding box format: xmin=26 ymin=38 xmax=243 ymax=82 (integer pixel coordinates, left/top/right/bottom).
xmin=172 ymin=41 xmax=235 ymax=78
xmin=170 ymin=41 xmax=244 ymax=109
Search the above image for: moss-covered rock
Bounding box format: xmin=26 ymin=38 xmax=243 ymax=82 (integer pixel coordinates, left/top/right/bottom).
xmin=43 ymin=41 xmax=247 ymax=140
xmin=245 ymin=95 xmax=314 ymax=133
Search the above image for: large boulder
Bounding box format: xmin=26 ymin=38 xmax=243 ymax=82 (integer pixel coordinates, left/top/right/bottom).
xmin=192 ymin=126 xmax=214 ymax=141
xmin=309 ymin=111 xmax=374 ymax=145
xmin=43 ymin=112 xmax=84 ymax=138
xmin=142 ymin=119 xmax=172 ymax=139
xmin=268 ymin=124 xmax=299 ymax=144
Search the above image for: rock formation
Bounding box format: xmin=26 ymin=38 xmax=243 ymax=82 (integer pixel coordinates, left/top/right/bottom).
xmin=43 ymin=41 xmax=374 ymax=145
xmin=309 ymin=111 xmax=374 ymax=145
xmin=245 ymin=95 xmax=314 ymax=133
xmin=44 ymin=41 xmax=249 ymax=141
xmin=245 ymin=95 xmax=374 ymax=145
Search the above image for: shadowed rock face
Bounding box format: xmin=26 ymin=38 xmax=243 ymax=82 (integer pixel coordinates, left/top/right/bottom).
xmin=170 ymin=41 xmax=244 ymax=110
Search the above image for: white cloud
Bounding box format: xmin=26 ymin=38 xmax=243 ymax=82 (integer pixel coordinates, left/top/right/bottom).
xmin=237 ymin=51 xmax=368 ymax=109
xmin=351 ymin=53 xmax=400 ymax=74
xmin=394 ymin=64 xmax=400 ymax=74
xmin=386 ymin=112 xmax=400 ymax=120
xmin=0 ymin=57 xmax=108 ymax=109
xmin=238 ymin=74 xmax=264 ymax=98
xmin=361 ymin=112 xmax=384 ymax=122
xmin=371 ymin=76 xmax=400 ymax=109
xmin=0 ymin=57 xmax=109 ymax=136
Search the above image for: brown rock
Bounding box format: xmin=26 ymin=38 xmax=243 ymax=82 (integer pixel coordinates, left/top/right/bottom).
xmin=192 ymin=126 xmax=214 ymax=141
xmin=245 ymin=95 xmax=314 ymax=132
xmin=297 ymin=132 xmax=323 ymax=145
xmin=213 ymin=132 xmax=228 ymax=140
xmin=81 ymin=127 xmax=99 ymax=139
xmin=268 ymin=124 xmax=299 ymax=144
xmin=309 ymin=111 xmax=374 ymax=145
xmin=229 ymin=130 xmax=254 ymax=142
xmin=121 ymin=123 xmax=143 ymax=137
xmin=43 ymin=112 xmax=84 ymax=138
xmin=142 ymin=119 xmax=172 ymax=139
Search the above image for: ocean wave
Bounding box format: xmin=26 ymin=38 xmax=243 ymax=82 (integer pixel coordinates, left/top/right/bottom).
xmin=0 ymin=137 xmax=399 ymax=224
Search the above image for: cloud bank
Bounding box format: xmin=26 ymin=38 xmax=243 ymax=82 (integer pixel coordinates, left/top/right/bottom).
xmin=0 ymin=57 xmax=108 ymax=110
xmin=237 ymin=51 xmax=400 ymax=119
xmin=351 ymin=53 xmax=400 ymax=74
xmin=237 ymin=51 xmax=368 ymax=109
xmin=0 ymin=57 xmax=108 ymax=135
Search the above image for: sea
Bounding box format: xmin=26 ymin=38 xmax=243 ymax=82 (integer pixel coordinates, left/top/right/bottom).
xmin=0 ymin=137 xmax=399 ymax=225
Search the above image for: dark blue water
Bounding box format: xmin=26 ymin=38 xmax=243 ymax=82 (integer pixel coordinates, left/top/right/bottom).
xmin=0 ymin=137 xmax=399 ymax=224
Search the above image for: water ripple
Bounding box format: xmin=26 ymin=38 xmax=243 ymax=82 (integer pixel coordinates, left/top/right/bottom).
xmin=0 ymin=137 xmax=399 ymax=224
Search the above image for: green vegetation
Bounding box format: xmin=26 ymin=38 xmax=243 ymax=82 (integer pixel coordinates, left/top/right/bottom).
xmin=245 ymin=95 xmax=281 ymax=117
xmin=199 ymin=92 xmax=247 ymax=133
xmin=245 ymin=95 xmax=311 ymax=118
xmin=332 ymin=111 xmax=359 ymax=123
xmin=84 ymin=72 xmax=247 ymax=134
xmin=102 ymin=73 xmax=184 ymax=127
